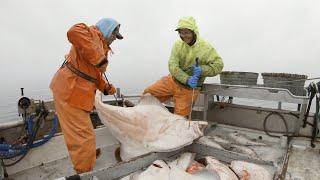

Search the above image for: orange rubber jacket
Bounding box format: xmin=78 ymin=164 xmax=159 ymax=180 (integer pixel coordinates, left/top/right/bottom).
xmin=50 ymin=23 xmax=110 ymax=111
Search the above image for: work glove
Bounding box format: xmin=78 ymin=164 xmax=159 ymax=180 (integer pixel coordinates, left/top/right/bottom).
xmin=192 ymin=65 xmax=202 ymax=78
xmin=103 ymin=84 xmax=116 ymax=95
xmin=187 ymin=75 xmax=199 ymax=89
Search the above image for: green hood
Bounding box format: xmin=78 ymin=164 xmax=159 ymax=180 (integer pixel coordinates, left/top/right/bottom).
xmin=176 ymin=16 xmax=199 ymax=38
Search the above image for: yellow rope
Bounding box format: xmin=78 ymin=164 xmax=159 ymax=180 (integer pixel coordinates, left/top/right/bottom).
xmin=188 ymin=88 xmax=195 ymax=128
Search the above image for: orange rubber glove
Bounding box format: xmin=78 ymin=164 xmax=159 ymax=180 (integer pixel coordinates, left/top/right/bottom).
xmin=104 ymin=84 xmax=116 ymax=95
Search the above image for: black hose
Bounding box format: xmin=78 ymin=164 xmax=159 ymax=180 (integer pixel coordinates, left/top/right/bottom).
xmin=303 ymin=86 xmax=316 ymax=128
xmin=311 ymin=96 xmax=320 ymax=147
xmin=0 ymin=159 xmax=8 ymax=178
xmin=263 ymin=112 xmax=289 ymax=138
xmin=300 ymin=82 xmax=320 ymax=147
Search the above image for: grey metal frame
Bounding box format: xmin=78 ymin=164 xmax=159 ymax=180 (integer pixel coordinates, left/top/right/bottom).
xmin=201 ymin=83 xmax=309 ymax=135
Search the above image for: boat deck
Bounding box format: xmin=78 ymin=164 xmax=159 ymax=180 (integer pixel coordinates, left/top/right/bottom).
xmin=3 ymin=122 xmax=320 ymax=180
xmin=6 ymin=127 xmax=119 ymax=180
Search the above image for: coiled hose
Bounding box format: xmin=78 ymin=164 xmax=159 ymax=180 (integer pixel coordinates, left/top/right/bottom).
xmin=0 ymin=115 xmax=58 ymax=166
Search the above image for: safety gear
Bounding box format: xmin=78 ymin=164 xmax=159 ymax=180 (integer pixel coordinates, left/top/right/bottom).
xmin=169 ymin=16 xmax=224 ymax=87
xmin=53 ymin=94 xmax=96 ymax=173
xmin=192 ymin=65 xmax=202 ymax=77
xmin=144 ymin=75 xmax=200 ymax=117
xmin=50 ymin=23 xmax=112 ymax=111
xmin=187 ymin=76 xmax=199 ymax=89
xmin=96 ymin=18 xmax=123 ymax=40
xmin=104 ymin=84 xmax=116 ymax=95
xmin=50 ymin=20 xmax=120 ymax=174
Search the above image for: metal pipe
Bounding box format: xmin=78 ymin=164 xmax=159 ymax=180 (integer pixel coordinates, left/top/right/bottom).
xmin=116 ymin=88 xmax=121 ymax=98
xmin=121 ymin=95 xmax=142 ymax=98
xmin=0 ymin=120 xmax=24 ymax=130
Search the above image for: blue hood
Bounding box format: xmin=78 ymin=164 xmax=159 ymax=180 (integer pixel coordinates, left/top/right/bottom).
xmin=96 ymin=18 xmax=120 ymax=39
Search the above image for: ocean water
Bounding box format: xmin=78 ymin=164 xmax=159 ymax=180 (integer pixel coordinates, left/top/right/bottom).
xmin=0 ymin=88 xmax=53 ymax=123
xmin=0 ymin=85 xmax=142 ymax=123
xmin=0 ymin=86 xmax=316 ymax=124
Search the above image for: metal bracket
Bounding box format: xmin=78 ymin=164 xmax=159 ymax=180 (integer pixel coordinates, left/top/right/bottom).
xmin=201 ymin=83 xmax=309 ymax=135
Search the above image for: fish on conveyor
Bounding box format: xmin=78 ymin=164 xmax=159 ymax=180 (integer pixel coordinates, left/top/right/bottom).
xmin=230 ymin=160 xmax=273 ymax=180
xmin=202 ymin=135 xmax=259 ymax=158
xmin=95 ymin=92 xmax=208 ymax=160
xmin=186 ymin=161 xmax=206 ymax=174
xmin=137 ymin=160 xmax=172 ymax=180
xmin=205 ymin=156 xmax=238 ymax=180
xmin=229 ymin=132 xmax=267 ymax=146
xmin=169 ymin=152 xmax=196 ymax=170
xmin=126 ymin=153 xmax=222 ymax=180
xmin=209 ymin=135 xmax=230 ymax=145
xmin=228 ymin=144 xmax=259 ymax=158
xmin=197 ymin=136 xmax=224 ymax=150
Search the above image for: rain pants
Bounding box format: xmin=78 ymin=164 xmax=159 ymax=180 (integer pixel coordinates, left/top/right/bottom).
xmin=144 ymin=75 xmax=200 ymax=116
xmin=50 ymin=22 xmax=117 ymax=173
xmin=144 ymin=16 xmax=223 ymax=117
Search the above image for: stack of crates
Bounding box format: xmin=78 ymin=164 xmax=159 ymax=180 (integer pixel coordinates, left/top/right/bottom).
xmin=219 ymin=71 xmax=307 ymax=96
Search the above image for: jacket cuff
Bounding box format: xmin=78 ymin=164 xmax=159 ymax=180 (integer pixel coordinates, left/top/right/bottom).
xmin=96 ymin=57 xmax=108 ymax=68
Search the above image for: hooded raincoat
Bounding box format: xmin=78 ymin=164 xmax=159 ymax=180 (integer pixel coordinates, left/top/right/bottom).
xmin=144 ymin=17 xmax=223 ymax=117
xmin=50 ymin=19 xmax=120 ymax=173
xmin=169 ymin=16 xmax=223 ymax=87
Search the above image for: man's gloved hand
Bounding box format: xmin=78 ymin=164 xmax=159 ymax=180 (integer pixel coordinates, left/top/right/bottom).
xmin=187 ymin=76 xmax=199 ymax=89
xmin=103 ymin=84 xmax=116 ymax=95
xmin=192 ymin=65 xmax=202 ymax=77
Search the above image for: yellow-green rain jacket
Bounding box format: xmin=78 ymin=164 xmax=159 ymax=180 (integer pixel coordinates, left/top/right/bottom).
xmin=169 ymin=16 xmax=223 ymax=87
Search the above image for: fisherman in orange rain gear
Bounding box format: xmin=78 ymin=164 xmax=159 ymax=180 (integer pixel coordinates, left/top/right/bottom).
xmin=50 ymin=18 xmax=123 ymax=173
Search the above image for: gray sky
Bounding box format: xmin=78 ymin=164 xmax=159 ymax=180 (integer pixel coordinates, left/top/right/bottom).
xmin=0 ymin=0 xmax=320 ymax=120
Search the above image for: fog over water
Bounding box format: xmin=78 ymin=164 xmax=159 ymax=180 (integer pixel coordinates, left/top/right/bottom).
xmin=0 ymin=0 xmax=319 ymax=122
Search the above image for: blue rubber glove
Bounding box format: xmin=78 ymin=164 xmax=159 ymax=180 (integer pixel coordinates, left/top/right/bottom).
xmin=187 ymin=76 xmax=199 ymax=89
xmin=192 ymin=65 xmax=202 ymax=77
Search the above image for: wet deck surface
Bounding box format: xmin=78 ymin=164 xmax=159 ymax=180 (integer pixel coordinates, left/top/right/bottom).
xmin=6 ymin=126 xmax=119 ymax=180
xmin=285 ymin=139 xmax=320 ymax=180
xmin=4 ymin=124 xmax=320 ymax=180
xmin=204 ymin=124 xmax=285 ymax=177
xmin=206 ymin=124 xmax=286 ymax=163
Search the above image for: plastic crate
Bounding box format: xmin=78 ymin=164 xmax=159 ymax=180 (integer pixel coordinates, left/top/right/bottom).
xmin=261 ymin=73 xmax=307 ymax=96
xmin=220 ymin=71 xmax=259 ymax=86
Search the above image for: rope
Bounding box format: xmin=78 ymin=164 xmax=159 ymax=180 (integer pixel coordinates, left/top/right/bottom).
xmin=103 ymin=73 xmax=119 ymax=106
xmin=188 ymin=89 xmax=195 ymax=128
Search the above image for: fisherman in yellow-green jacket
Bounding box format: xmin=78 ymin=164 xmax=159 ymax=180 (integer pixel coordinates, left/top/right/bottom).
xmin=143 ymin=16 xmax=223 ymax=117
